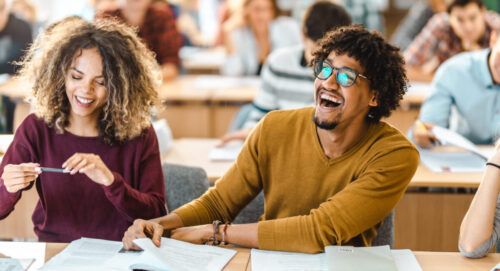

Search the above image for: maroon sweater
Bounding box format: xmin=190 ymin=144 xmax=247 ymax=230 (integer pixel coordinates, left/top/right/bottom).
xmin=0 ymin=114 xmax=167 ymax=242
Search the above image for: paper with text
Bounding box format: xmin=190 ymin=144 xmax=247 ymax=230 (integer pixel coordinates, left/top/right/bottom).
xmin=132 ymin=238 xmax=237 ymax=271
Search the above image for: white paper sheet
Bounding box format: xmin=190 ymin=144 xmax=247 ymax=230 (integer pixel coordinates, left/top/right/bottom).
xmin=0 ymin=258 xmax=27 ymax=271
xmin=251 ymin=249 xmax=326 ymax=271
xmin=391 ymin=250 xmax=422 ymax=271
xmin=132 ymin=238 xmax=237 ymax=271
xmin=0 ymin=241 xmax=45 ymax=271
xmin=42 ymin=238 xmax=122 ymax=271
xmin=250 ymin=248 xmax=422 ymax=271
xmin=431 ymin=126 xmax=484 ymax=158
xmin=209 ymin=140 xmax=244 ymax=161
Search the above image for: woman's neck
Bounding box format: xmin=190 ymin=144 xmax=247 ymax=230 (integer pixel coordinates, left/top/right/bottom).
xmin=66 ymin=114 xmax=99 ymax=137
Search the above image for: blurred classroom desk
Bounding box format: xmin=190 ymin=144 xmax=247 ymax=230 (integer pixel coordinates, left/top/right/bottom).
xmin=44 ymin=243 xmax=500 ymax=271
xmin=158 ymin=75 xmax=259 ymax=138
xmin=158 ymin=76 xmax=430 ymax=138
xmin=164 ymin=138 xmax=486 ymax=252
xmin=180 ymin=46 xmax=226 ymax=75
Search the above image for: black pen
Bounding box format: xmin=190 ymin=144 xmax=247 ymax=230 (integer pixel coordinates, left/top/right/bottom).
xmin=39 ymin=167 xmax=67 ymax=173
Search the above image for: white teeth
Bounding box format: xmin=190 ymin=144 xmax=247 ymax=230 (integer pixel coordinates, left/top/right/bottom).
xmin=320 ymin=93 xmax=342 ymax=104
xmin=76 ymin=96 xmax=94 ymax=104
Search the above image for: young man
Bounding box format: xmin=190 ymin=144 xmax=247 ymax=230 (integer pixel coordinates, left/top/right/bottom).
xmin=122 ymin=25 xmax=419 ymax=253
xmin=220 ymin=1 xmax=352 ymax=143
xmin=404 ymin=0 xmax=500 ymax=82
xmin=413 ymin=32 xmax=500 ymax=147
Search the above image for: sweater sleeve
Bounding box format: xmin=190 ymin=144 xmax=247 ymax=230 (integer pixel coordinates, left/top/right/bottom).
xmin=459 ymin=195 xmax=500 ymax=258
xmin=257 ymin=146 xmax=419 ymax=253
xmin=173 ymin=120 xmax=265 ymax=225
xmin=102 ymin=127 xmax=166 ymax=222
xmin=0 ymin=119 xmax=39 ymax=219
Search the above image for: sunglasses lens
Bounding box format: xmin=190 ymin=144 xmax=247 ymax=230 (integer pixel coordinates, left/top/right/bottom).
xmin=337 ymin=69 xmax=356 ymax=87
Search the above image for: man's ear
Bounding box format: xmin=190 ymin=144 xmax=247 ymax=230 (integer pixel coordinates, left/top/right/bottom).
xmin=368 ymin=92 xmax=378 ymax=107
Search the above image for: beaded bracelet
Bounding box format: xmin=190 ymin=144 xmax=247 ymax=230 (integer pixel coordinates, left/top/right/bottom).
xmin=220 ymin=222 xmax=230 ymax=245
xmin=206 ymin=220 xmax=223 ymax=246
xmin=486 ymin=162 xmax=500 ymax=170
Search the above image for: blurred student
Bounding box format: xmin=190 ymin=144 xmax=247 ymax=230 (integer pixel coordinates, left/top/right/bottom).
xmin=459 ymin=140 xmax=500 ymax=258
xmin=391 ymin=0 xmax=447 ymax=51
xmin=220 ymin=1 xmax=351 ymax=143
xmin=0 ymin=18 xmax=166 ymax=242
xmin=221 ymin=0 xmax=301 ymax=76
xmin=99 ymin=0 xmax=182 ymax=81
xmin=404 ymin=0 xmax=500 ymax=82
xmin=0 ymin=0 xmax=32 ymax=133
xmin=122 ymin=25 xmax=418 ymax=253
xmin=412 ymin=31 xmax=500 ymax=148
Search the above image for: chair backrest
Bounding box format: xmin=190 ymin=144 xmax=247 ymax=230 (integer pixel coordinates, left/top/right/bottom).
xmin=233 ymin=192 xmax=265 ymax=224
xmin=372 ymin=211 xmax=395 ymax=247
xmin=162 ymin=163 xmax=210 ymax=212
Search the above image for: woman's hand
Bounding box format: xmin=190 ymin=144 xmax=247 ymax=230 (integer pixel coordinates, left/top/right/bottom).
xmin=123 ymin=219 xmax=165 ymax=250
xmin=1 ymin=163 xmax=39 ymax=193
xmin=171 ymin=224 xmax=213 ymax=245
xmin=62 ymin=153 xmax=114 ymax=186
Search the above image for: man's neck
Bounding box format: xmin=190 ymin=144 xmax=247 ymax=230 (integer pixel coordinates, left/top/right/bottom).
xmin=316 ymin=119 xmax=371 ymax=160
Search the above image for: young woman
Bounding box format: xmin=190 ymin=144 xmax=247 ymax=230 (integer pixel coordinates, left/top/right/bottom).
xmin=0 ymin=18 xmax=167 ymax=242
xmin=459 ymin=140 xmax=500 ymax=258
xmin=221 ymin=0 xmax=301 ymax=76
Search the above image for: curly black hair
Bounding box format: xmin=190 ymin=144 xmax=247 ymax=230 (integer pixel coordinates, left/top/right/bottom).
xmin=312 ymin=25 xmax=408 ymax=123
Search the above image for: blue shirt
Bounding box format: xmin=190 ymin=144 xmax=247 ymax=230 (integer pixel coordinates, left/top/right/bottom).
xmin=419 ymin=49 xmax=500 ymax=144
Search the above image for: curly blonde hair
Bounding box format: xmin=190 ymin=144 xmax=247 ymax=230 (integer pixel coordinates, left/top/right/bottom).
xmin=16 ymin=17 xmax=162 ymax=145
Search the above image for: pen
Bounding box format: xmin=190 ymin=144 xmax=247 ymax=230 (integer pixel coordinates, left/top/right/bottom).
xmin=39 ymin=167 xmax=67 ymax=173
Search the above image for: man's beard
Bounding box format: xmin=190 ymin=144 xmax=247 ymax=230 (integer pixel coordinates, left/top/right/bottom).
xmin=313 ymin=115 xmax=338 ymax=130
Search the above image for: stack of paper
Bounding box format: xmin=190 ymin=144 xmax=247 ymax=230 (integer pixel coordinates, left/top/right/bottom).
xmin=419 ymin=126 xmax=491 ymax=172
xmin=250 ymin=247 xmax=422 ymax=271
xmin=209 ymin=140 xmax=244 ymax=161
xmin=42 ymin=237 xmax=236 ymax=271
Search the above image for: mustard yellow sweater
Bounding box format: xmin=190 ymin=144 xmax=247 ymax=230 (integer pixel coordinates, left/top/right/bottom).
xmin=173 ymin=107 xmax=419 ymax=253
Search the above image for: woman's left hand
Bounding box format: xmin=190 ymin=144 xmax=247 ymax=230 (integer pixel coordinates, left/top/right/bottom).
xmin=171 ymin=224 xmax=213 ymax=244
xmin=62 ymin=153 xmax=114 ymax=186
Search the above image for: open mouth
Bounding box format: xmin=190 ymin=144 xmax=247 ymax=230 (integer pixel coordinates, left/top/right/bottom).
xmin=319 ymin=92 xmax=343 ymax=108
xmin=75 ymin=95 xmax=95 ymax=105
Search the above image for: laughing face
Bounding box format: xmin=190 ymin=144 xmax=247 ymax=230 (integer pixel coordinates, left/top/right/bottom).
xmin=65 ymin=47 xmax=108 ymax=124
xmin=313 ymin=52 xmax=377 ymax=130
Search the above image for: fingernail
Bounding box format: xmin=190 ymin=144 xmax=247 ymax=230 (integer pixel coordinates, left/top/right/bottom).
xmin=34 ymin=167 xmax=42 ymax=174
xmin=63 ymin=168 xmax=70 ymax=173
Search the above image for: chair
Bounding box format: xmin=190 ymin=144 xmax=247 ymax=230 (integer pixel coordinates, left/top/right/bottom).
xmin=233 ymin=192 xmax=265 ymax=224
xmin=372 ymin=211 xmax=395 ymax=247
xmin=163 ymin=163 xmax=210 ymax=212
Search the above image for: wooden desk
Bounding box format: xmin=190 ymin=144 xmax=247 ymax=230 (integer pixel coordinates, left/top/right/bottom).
xmin=45 ymin=243 xmax=500 ymax=271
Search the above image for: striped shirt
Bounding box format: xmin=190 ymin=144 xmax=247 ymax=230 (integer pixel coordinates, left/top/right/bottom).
xmin=242 ymin=45 xmax=315 ymax=129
